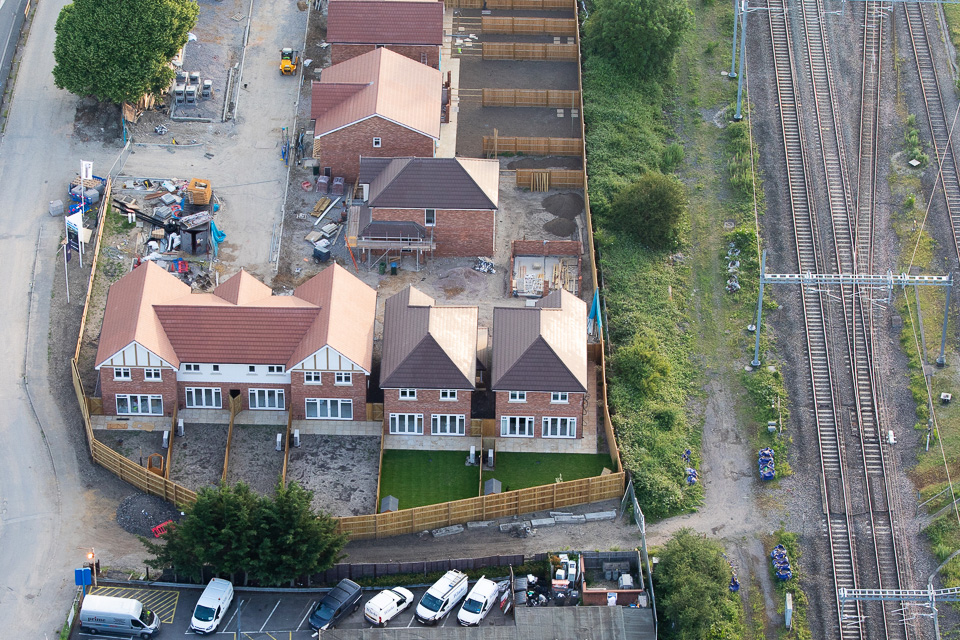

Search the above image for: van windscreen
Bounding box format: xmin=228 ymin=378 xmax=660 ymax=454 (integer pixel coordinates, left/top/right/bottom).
xmin=463 ymin=598 xmax=483 ymax=614
xmin=420 ymin=592 xmax=443 ymax=612
xmin=194 ymin=605 xmax=216 ymax=622
xmin=140 ymin=609 xmax=155 ymax=625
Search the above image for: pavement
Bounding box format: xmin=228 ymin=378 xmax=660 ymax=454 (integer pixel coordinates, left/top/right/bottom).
xmin=71 ymin=581 xmax=515 ymax=639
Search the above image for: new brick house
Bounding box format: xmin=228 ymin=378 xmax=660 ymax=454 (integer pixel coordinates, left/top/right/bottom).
xmin=311 ymin=48 xmax=441 ymax=182
xmin=327 ymin=0 xmax=444 ymax=68
xmin=355 ymin=156 xmax=499 ymax=259
xmin=491 ymin=289 xmax=587 ymax=441
xmin=380 ymin=286 xmax=478 ymax=438
xmin=94 ymin=261 xmax=376 ymax=422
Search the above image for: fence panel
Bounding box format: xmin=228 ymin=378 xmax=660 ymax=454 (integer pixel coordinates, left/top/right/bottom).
xmin=515 ymin=169 xmax=584 ymax=189
xmin=482 ymin=42 xmax=578 ymax=61
xmin=483 ymin=136 xmax=582 ymax=156
xmin=482 ymin=89 xmax=580 ymax=107
xmin=481 ymin=16 xmax=578 ymax=35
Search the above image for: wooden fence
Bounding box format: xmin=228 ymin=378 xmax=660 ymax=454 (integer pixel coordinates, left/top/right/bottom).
xmin=481 ymin=16 xmax=578 ymax=35
xmin=516 ymin=168 xmax=585 ymax=189
xmin=445 ymin=0 xmax=574 ymax=9
xmin=482 ymin=89 xmax=580 ymax=108
xmin=73 ymin=177 xmax=113 ymax=362
xmin=482 ymin=135 xmax=582 ymax=156
xmin=317 ymin=555 xmax=526 ymax=584
xmin=482 ymin=42 xmax=578 ymax=61
xmin=336 ymin=471 xmax=624 ymax=540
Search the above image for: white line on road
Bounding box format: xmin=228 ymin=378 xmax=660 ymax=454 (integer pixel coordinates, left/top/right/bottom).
xmin=297 ymin=600 xmax=317 ymax=630
xmin=221 ymin=598 xmax=245 ymax=631
xmin=260 ymin=599 xmax=281 ymax=632
xmin=406 ymin=615 xmax=416 ymax=628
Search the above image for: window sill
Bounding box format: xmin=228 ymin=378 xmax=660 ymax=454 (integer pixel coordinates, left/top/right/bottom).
xmin=500 ymin=434 xmax=534 ymax=438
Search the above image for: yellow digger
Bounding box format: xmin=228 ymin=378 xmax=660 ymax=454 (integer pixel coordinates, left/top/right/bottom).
xmin=279 ymin=48 xmax=300 ymax=75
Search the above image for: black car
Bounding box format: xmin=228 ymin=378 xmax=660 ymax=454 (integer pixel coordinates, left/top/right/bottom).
xmin=309 ymin=579 xmax=363 ymax=630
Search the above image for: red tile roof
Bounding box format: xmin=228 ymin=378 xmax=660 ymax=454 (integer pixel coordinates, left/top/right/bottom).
xmin=95 ymin=263 xmax=376 ymax=371
xmin=327 ymin=0 xmax=444 ymax=46
xmin=311 ymin=48 xmax=441 ymax=139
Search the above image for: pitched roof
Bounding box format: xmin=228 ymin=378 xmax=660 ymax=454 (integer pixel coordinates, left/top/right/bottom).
xmin=380 ymin=286 xmax=478 ymax=389
xmin=327 ymin=0 xmax=444 ymax=46
xmin=491 ymin=289 xmax=587 ymax=392
xmin=94 ymin=260 xmax=190 ymax=368
xmin=360 ymin=157 xmax=499 ymax=209
xmin=95 ymin=263 xmax=376 ymax=371
xmin=311 ymin=48 xmax=441 ymax=139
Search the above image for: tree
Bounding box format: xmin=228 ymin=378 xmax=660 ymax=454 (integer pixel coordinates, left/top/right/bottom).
xmin=53 ymin=0 xmax=198 ymax=104
xmin=584 ymin=0 xmax=693 ymax=78
xmin=654 ymin=529 xmax=744 ymax=640
xmin=143 ymin=481 xmax=347 ymax=585
xmin=607 ymin=171 xmax=687 ymax=249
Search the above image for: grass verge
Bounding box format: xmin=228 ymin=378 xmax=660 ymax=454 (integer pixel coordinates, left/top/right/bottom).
xmin=481 ymin=452 xmax=613 ymax=492
xmin=770 ymin=529 xmax=811 ymax=640
xmin=378 ymin=450 xmax=479 ymax=510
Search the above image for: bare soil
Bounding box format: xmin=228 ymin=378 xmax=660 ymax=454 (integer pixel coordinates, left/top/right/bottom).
xmin=100 ymin=430 xmax=168 ymax=468
xmin=286 ymin=435 xmax=380 ymax=516
xmin=168 ymin=423 xmax=228 ymax=491
xmin=225 ymin=425 xmax=286 ymax=494
xmin=542 ymin=192 xmax=584 ymax=218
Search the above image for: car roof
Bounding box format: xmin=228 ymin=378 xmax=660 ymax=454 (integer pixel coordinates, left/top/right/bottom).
xmin=197 ymin=579 xmax=233 ymax=606
xmin=469 ymin=578 xmax=499 ymax=596
xmin=325 ymin=580 xmax=360 ymax=605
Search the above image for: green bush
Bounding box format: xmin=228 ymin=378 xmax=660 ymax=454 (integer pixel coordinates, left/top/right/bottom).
xmin=347 ymin=561 xmax=550 ymax=588
xmin=612 ymin=332 xmax=672 ymax=399
xmin=661 ymin=142 xmax=685 ymax=173
xmin=605 ymin=171 xmax=687 ymax=249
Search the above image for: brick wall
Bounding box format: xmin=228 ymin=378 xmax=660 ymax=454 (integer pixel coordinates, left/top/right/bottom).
xmin=384 ymin=387 xmax=473 ymax=435
xmin=315 ymin=117 xmax=436 ymax=182
xmin=100 ymin=366 xmax=178 ymax=417
xmin=372 ymin=208 xmax=494 ymax=257
xmin=331 ymin=43 xmax=441 ymax=68
xmin=289 ymin=371 xmax=368 ymax=420
xmin=494 ymin=390 xmax=584 ymax=438
xmin=512 ymin=239 xmax=581 ymax=257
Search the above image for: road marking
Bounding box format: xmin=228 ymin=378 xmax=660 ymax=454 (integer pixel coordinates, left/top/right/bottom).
xmin=221 ymin=598 xmax=245 ymax=631
xmin=297 ymin=601 xmax=316 ymax=631
xmin=90 ymin=586 xmax=179 ymax=623
xmin=260 ymin=600 xmax=281 ymax=632
xmin=406 ymin=615 xmax=416 ymax=627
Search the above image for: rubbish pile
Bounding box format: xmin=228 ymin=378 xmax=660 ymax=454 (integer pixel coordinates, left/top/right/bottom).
xmin=758 ymin=447 xmax=775 ymax=481
xmin=722 ymin=553 xmax=740 ymax=592
xmin=726 ymin=243 xmax=741 ymax=293
xmin=681 ymin=449 xmax=698 ymax=485
xmin=474 ymin=256 xmax=496 ymax=274
xmin=770 ymin=544 xmax=793 ymax=581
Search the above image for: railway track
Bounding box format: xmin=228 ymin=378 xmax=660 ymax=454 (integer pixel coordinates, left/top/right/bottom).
xmin=766 ymin=0 xmax=909 ymax=636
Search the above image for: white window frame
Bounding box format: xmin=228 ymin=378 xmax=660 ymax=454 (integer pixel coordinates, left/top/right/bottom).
xmin=542 ymin=417 xmax=577 ymax=438
xmin=424 ymin=208 xmax=436 ymax=227
xmin=185 ymin=387 xmax=222 ymax=409
xmin=116 ymin=394 xmax=163 ymax=415
xmin=113 ymin=367 xmax=131 ymax=381
xmin=500 ymin=416 xmax=534 ymax=437
xmin=551 ymin=392 xmax=569 ymax=404
xmin=335 ymin=372 xmax=352 ymax=386
xmin=373 ymin=137 xmax=382 ymax=148
xmin=304 ymin=371 xmax=322 ymax=384
xmin=390 ymin=413 xmax=424 ymax=434
xmin=508 ymin=391 xmax=526 ymax=403
xmin=248 ymin=365 xmax=257 ymax=373
xmin=305 ymin=398 xmax=354 ymax=420
xmin=267 ymin=365 xmax=284 ymax=374
xmin=432 ymin=414 xmax=465 ymax=435
xmin=144 ymin=368 xmax=162 ymax=381
xmin=399 ymin=388 xmax=417 ymax=400
xmin=439 ymin=389 xmax=458 ymax=401
xmin=183 ymin=363 xmax=200 ymax=373
xmin=212 ymin=365 xmax=220 ymax=373
xmin=248 ymin=388 xmax=285 ymax=410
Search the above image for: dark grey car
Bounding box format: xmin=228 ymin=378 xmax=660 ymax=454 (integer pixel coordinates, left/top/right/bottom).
xmin=309 ymin=579 xmax=363 ymax=630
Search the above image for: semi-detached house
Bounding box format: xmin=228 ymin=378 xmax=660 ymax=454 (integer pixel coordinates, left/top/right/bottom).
xmin=94 ymin=261 xmax=376 ymax=422
xmin=327 ymin=0 xmax=444 ymax=69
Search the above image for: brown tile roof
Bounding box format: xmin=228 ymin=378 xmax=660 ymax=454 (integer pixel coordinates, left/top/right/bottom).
xmin=311 ymin=48 xmax=441 ymax=139
xmin=380 ymin=286 xmax=478 ymax=389
xmin=491 ymin=289 xmax=587 ymax=392
xmin=327 ymin=0 xmax=444 ymax=45
xmin=360 ymin=157 xmax=499 ymax=209
xmin=94 ymin=261 xmax=190 ymax=368
xmin=95 ymin=263 xmax=376 ymax=371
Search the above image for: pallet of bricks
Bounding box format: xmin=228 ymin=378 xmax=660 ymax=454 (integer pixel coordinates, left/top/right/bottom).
xmin=185 ymin=178 xmax=212 ymax=205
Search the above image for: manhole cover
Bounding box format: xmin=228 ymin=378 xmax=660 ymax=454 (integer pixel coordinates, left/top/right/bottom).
xmin=723 ymin=220 xmax=735 ymax=230
xmin=232 ymin=12 xmax=245 ymax=21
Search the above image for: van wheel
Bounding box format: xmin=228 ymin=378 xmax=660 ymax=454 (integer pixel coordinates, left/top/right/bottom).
xmin=87 ymin=629 xmax=98 ymax=635
xmin=354 ymin=603 xmax=361 ymax=612
xmin=141 ymin=634 xmax=152 ymax=639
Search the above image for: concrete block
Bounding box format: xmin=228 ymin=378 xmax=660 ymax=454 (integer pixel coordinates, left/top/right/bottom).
xmin=431 ymin=525 xmax=464 ymax=538
xmin=550 ymin=511 xmax=574 ymax=517
xmin=466 ymin=520 xmax=494 ymax=530
xmin=499 ymin=521 xmax=531 ymax=533
xmin=531 ymin=518 xmax=556 ymax=528
xmin=554 ymin=515 xmax=586 ymax=524
xmin=585 ymin=511 xmax=617 ymax=522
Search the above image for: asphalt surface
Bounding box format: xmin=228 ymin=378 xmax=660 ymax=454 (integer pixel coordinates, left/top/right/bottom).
xmin=71 ymin=582 xmax=515 ymax=639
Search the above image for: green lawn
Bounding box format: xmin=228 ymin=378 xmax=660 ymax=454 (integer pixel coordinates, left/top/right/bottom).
xmin=481 ymin=453 xmax=613 ymax=493
xmin=378 ymin=450 xmax=479 ymax=511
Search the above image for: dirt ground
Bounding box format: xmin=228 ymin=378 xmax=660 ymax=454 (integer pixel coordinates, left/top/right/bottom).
xmin=100 ymin=430 xmax=169 ymax=468
xmin=168 ymin=423 xmax=228 ymax=491
xmin=225 ymin=425 xmax=286 ymax=494
xmin=286 ymin=435 xmax=380 ymax=516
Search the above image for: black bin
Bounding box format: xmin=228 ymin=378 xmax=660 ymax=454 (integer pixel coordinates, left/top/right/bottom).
xmin=313 ymin=247 xmax=330 ymax=262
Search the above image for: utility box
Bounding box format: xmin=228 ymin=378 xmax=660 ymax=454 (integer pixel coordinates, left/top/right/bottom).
xmin=201 ymin=79 xmax=212 ymax=99
xmin=174 ymin=84 xmax=186 ymax=104
xmin=185 ymin=85 xmax=198 ymax=104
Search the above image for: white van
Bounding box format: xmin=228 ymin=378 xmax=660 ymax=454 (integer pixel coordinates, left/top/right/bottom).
xmin=364 ymin=586 xmax=414 ymax=626
xmin=457 ymin=577 xmax=500 ymax=626
xmin=189 ymin=578 xmax=235 ymax=634
xmin=79 ymin=594 xmax=160 ymax=638
xmin=415 ymin=570 xmax=469 ymax=625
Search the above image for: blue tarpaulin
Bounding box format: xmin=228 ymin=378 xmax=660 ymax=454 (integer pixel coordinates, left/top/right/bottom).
xmin=210 ymin=221 xmax=226 ymax=258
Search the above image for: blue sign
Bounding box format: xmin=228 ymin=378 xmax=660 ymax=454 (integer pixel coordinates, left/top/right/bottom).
xmin=75 ymin=567 xmax=92 ymax=586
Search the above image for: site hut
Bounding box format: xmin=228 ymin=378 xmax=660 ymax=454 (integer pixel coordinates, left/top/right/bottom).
xmin=93 ymin=262 xmax=376 ymax=421
xmin=326 ymin=0 xmax=444 ymax=69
